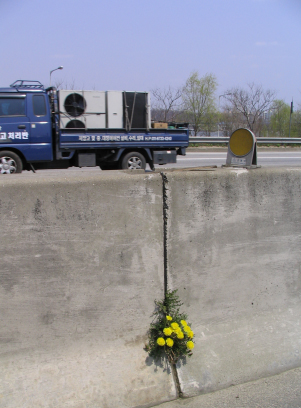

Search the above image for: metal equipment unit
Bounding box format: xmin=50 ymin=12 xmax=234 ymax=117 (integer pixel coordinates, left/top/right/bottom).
xmin=59 ymin=89 xmax=151 ymax=130
xmin=106 ymin=91 xmax=123 ymax=128
xmin=123 ymin=92 xmax=151 ymax=130
xmin=59 ymin=90 xmax=106 ymax=129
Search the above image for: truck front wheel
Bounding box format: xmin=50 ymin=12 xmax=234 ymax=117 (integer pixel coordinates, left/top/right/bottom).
xmin=0 ymin=151 xmax=23 ymax=174
xmin=120 ymin=152 xmax=146 ymax=170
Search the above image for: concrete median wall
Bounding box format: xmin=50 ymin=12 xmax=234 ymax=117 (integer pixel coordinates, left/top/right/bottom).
xmin=0 ymin=172 xmax=175 ymax=408
xmin=1 ymin=167 xmax=301 ymax=407
xmin=166 ymin=167 xmax=301 ymax=396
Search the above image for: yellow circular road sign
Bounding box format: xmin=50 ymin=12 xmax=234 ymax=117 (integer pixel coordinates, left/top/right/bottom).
xmin=229 ymin=128 xmax=255 ymax=156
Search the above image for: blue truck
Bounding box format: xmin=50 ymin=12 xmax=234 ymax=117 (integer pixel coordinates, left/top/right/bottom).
xmin=0 ymin=80 xmax=189 ymax=174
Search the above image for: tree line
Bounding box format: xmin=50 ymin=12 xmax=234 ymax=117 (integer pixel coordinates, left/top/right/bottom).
xmin=151 ymin=71 xmax=301 ymax=138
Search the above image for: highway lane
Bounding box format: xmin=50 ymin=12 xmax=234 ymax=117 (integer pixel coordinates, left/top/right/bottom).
xmin=2 ymin=149 xmax=301 ymax=178
xmin=160 ymin=149 xmax=301 ymax=169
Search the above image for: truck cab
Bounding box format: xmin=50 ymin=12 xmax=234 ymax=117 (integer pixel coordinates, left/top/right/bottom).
xmin=0 ymin=80 xmax=53 ymax=173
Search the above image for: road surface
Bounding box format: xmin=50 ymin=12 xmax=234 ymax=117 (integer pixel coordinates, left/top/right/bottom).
xmin=2 ymin=148 xmax=301 ymax=177
xmin=160 ymin=148 xmax=301 ymax=169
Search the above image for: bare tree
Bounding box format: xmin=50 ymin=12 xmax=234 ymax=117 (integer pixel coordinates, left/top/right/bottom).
xmin=182 ymin=71 xmax=218 ymax=135
xmin=219 ymin=108 xmax=244 ymax=136
xmin=53 ymin=78 xmax=77 ymax=90
xmin=223 ymin=83 xmax=276 ymax=135
xmin=151 ymin=86 xmax=182 ymax=122
xmin=53 ymin=78 xmax=65 ymax=90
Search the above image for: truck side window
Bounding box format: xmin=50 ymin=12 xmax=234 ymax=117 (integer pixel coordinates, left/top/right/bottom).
xmin=33 ymin=95 xmax=46 ymax=117
xmin=0 ymin=98 xmax=25 ymax=116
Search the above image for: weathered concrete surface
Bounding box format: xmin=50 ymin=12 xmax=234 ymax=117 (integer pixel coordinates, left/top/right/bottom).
xmin=152 ymin=366 xmax=301 ymax=408
xmin=0 ymin=171 xmax=175 ymax=408
xmin=2 ymin=167 xmax=301 ymax=407
xmin=166 ymin=167 xmax=301 ymax=397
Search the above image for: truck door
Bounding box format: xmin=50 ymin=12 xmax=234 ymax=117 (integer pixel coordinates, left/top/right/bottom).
xmin=28 ymin=93 xmax=53 ymax=161
xmin=0 ymin=94 xmax=30 ymax=145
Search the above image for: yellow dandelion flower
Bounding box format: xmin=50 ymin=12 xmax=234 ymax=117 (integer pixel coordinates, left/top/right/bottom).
xmin=181 ymin=320 xmax=187 ymax=327
xmin=183 ymin=325 xmax=191 ymax=333
xmin=166 ymin=338 xmax=174 ymax=347
xmin=171 ymin=322 xmax=179 ymax=330
xmin=177 ymin=331 xmax=184 ymax=339
xmin=157 ymin=337 xmax=165 ymax=346
xmin=187 ymin=341 xmax=194 ymax=350
xmin=163 ymin=327 xmax=173 ymax=336
xmin=187 ymin=331 xmax=194 ymax=338
xmin=166 ymin=315 xmax=172 ymax=321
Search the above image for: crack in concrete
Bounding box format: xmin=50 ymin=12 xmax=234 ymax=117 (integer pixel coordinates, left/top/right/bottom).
xmin=160 ymin=171 xmax=183 ymax=399
xmin=161 ymin=172 xmax=168 ymax=298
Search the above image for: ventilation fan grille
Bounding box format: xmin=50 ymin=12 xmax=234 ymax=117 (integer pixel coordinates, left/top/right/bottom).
xmin=65 ymin=120 xmax=85 ymax=129
xmin=64 ymin=93 xmax=86 ymax=117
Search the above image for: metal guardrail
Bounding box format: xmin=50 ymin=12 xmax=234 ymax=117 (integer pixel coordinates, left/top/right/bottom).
xmin=189 ymin=137 xmax=301 ymax=145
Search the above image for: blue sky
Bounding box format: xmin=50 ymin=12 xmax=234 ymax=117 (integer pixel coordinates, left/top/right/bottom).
xmin=1 ymin=0 xmax=300 ymax=105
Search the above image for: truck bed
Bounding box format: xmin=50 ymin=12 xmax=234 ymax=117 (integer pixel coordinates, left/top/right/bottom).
xmin=59 ymin=127 xmax=189 ymax=150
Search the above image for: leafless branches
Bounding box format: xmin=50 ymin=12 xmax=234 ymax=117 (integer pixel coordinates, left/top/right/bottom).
xmin=53 ymin=78 xmax=77 ymax=90
xmin=151 ymin=86 xmax=183 ymax=122
xmin=223 ymin=83 xmax=276 ymax=133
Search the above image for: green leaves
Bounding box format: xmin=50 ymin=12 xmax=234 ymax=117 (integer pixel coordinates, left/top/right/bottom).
xmin=269 ymin=99 xmax=290 ymax=137
xmin=145 ymin=290 xmax=194 ymax=363
xmin=182 ymin=71 xmax=218 ymax=136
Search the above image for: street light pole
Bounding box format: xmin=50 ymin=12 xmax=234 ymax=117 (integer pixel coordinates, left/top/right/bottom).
xmin=50 ymin=66 xmax=63 ymax=87
xmin=289 ymin=99 xmax=293 ymax=138
xmin=218 ymin=93 xmax=232 ymax=137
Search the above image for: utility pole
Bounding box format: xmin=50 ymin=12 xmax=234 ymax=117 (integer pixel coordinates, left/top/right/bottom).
xmin=289 ymin=99 xmax=293 ymax=137
xmin=218 ymin=93 xmax=232 ymax=137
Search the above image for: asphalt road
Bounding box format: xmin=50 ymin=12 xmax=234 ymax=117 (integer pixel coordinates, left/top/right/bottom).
xmin=3 ymin=148 xmax=301 ymax=178
xmin=160 ymin=148 xmax=301 ymax=169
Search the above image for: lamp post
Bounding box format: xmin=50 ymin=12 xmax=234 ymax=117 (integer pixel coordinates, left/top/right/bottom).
xmin=289 ymin=99 xmax=293 ymax=138
xmin=50 ymin=66 xmax=63 ymax=86
xmin=218 ymin=93 xmax=232 ymax=137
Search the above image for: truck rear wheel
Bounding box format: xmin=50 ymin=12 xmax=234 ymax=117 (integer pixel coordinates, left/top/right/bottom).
xmin=121 ymin=152 xmax=146 ymax=170
xmin=0 ymin=151 xmax=23 ymax=174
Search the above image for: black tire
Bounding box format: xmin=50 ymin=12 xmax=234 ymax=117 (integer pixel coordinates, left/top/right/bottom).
xmin=0 ymin=151 xmax=23 ymax=174
xmin=121 ymin=152 xmax=146 ymax=170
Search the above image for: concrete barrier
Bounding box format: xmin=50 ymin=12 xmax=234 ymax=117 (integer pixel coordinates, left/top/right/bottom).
xmin=1 ymin=167 xmax=301 ymax=407
xmin=165 ymin=167 xmax=301 ymax=396
xmin=0 ymin=171 xmax=176 ymax=408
